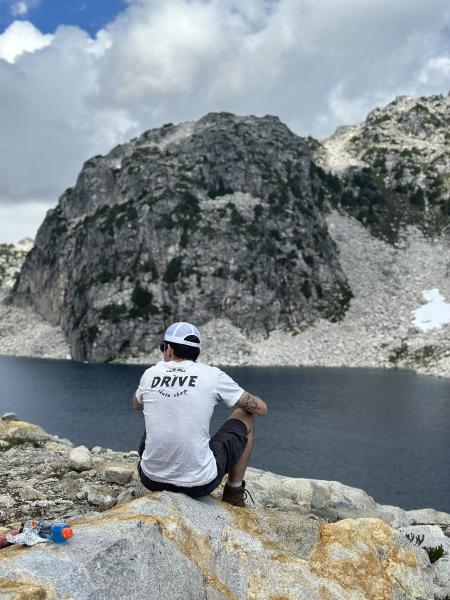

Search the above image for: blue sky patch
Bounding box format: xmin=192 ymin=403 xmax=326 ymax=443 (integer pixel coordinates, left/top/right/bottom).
xmin=0 ymin=0 xmax=127 ymax=35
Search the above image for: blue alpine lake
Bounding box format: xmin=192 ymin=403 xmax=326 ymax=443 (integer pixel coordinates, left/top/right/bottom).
xmin=0 ymin=356 xmax=448 ymax=512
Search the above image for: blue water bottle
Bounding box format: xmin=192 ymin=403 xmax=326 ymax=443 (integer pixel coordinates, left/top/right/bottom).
xmin=37 ymin=521 xmax=74 ymax=543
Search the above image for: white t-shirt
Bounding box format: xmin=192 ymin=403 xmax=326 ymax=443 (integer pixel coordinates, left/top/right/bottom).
xmin=135 ymin=360 xmax=244 ymax=486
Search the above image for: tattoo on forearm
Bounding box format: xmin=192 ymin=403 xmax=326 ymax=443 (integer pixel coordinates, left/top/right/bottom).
xmin=239 ymin=392 xmax=259 ymax=413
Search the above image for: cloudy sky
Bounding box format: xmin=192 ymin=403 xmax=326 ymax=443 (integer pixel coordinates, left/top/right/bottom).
xmin=0 ymin=0 xmax=449 ymax=243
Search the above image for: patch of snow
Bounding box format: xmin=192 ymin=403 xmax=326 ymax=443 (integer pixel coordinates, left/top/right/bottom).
xmin=413 ymin=289 xmax=450 ymax=332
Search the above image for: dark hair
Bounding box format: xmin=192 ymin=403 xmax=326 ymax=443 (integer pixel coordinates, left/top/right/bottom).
xmin=167 ymin=335 xmax=200 ymax=361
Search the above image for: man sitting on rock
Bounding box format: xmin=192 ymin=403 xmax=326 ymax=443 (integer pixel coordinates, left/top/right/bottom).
xmin=132 ymin=321 xmax=268 ymax=506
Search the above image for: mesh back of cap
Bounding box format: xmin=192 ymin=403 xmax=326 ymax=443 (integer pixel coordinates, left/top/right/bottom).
xmin=164 ymin=322 xmax=201 ymax=347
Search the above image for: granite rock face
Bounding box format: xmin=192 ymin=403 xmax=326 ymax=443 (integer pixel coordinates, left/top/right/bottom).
xmin=0 ymin=288 xmax=69 ymax=360
xmin=0 ymin=419 xmax=449 ymax=599
xmin=14 ymin=113 xmax=350 ymax=362
xmin=0 ymin=240 xmax=68 ymax=360
xmin=6 ymin=97 xmax=450 ymax=374
xmin=0 ymin=495 xmax=438 ymax=600
xmin=0 ymin=240 xmax=33 ymax=292
xmin=316 ymin=93 xmax=450 ymax=243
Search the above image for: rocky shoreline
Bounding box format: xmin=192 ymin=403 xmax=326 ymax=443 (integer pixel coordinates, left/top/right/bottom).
xmin=2 ymin=416 xmax=450 ymax=531
xmin=0 ymin=415 xmax=449 ymax=599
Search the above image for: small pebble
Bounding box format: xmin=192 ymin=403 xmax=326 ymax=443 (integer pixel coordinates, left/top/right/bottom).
xmin=104 ymin=466 xmax=133 ymax=485
xmin=68 ymin=446 xmax=92 ymax=472
xmin=0 ymin=495 xmax=15 ymax=508
xmin=18 ymin=487 xmax=46 ymax=501
xmin=2 ymin=413 xmax=18 ymax=421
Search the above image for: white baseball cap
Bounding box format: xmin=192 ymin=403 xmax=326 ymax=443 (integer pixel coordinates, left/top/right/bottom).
xmin=163 ymin=322 xmax=202 ymax=348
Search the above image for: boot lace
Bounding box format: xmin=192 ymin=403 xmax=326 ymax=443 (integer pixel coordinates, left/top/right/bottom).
xmin=243 ymin=487 xmax=255 ymax=506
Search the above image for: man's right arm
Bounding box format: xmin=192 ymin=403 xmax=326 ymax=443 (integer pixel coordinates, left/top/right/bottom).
xmin=132 ymin=393 xmax=144 ymax=411
xmin=235 ymin=391 xmax=268 ymax=416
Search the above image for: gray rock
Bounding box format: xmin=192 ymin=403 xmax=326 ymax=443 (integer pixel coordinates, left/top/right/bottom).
xmin=433 ymin=556 xmax=450 ymax=598
xmin=83 ymin=484 xmax=117 ymax=511
xmin=32 ymin=500 xmax=49 ymax=509
xmin=317 ymin=95 xmax=450 ymax=240
xmin=5 ymin=425 xmax=49 ymax=445
xmin=400 ymin=524 xmax=450 ymax=598
xmin=104 ymin=465 xmax=133 ymax=485
xmin=63 ymin=470 xmax=80 ymax=478
xmin=116 ymin=489 xmax=136 ymax=504
xmin=68 ymin=446 xmax=92 ymax=472
xmin=406 ymin=508 xmax=450 ymax=526
xmin=14 ymin=113 xmax=350 ymax=363
xmin=1 ymin=412 xmax=18 ymax=421
xmin=0 ymin=494 xmax=15 ymax=508
xmin=36 ymin=463 xmax=53 ymax=475
xmin=0 ymin=493 xmax=437 ymax=600
xmin=400 ymin=524 xmax=450 ymax=555
xmin=244 ymin=468 xmax=447 ymax=529
xmin=87 ymin=491 xmax=116 ymax=511
xmin=8 ymin=480 xmax=29 ymax=490
xmin=18 ymin=486 xmax=46 ymax=501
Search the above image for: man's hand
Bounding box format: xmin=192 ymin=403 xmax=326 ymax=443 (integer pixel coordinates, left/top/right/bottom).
xmin=236 ymin=391 xmax=268 ymax=416
xmin=132 ymin=394 xmax=144 ymax=411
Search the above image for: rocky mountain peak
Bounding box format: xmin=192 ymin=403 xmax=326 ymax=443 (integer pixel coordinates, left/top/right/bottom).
xmin=315 ymin=94 xmax=450 ymax=242
xmin=14 ymin=112 xmax=350 ymax=362
xmin=4 ymin=98 xmax=450 ymax=374
xmin=318 ymin=94 xmax=450 ymax=173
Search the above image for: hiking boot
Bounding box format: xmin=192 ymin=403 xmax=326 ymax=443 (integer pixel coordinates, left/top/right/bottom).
xmin=221 ymin=481 xmax=254 ymax=507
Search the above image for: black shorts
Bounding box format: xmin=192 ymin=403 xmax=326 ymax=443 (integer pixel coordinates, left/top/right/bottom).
xmin=138 ymin=418 xmax=248 ymax=498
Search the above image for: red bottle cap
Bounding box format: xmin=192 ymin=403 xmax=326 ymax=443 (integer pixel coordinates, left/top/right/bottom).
xmin=61 ymin=527 xmax=73 ymax=539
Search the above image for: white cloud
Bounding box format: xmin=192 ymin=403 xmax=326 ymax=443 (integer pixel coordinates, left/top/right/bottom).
xmin=418 ymin=56 xmax=450 ymax=86
xmin=11 ymin=2 xmax=28 ymax=17
xmin=9 ymin=0 xmax=40 ymax=18
xmin=0 ymin=24 xmax=136 ymax=212
xmin=327 ymin=84 xmax=392 ymax=128
xmin=1 ymin=0 xmax=450 ymax=241
xmin=0 ymin=200 xmax=52 ymax=243
xmin=0 ymin=20 xmax=52 ymax=62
